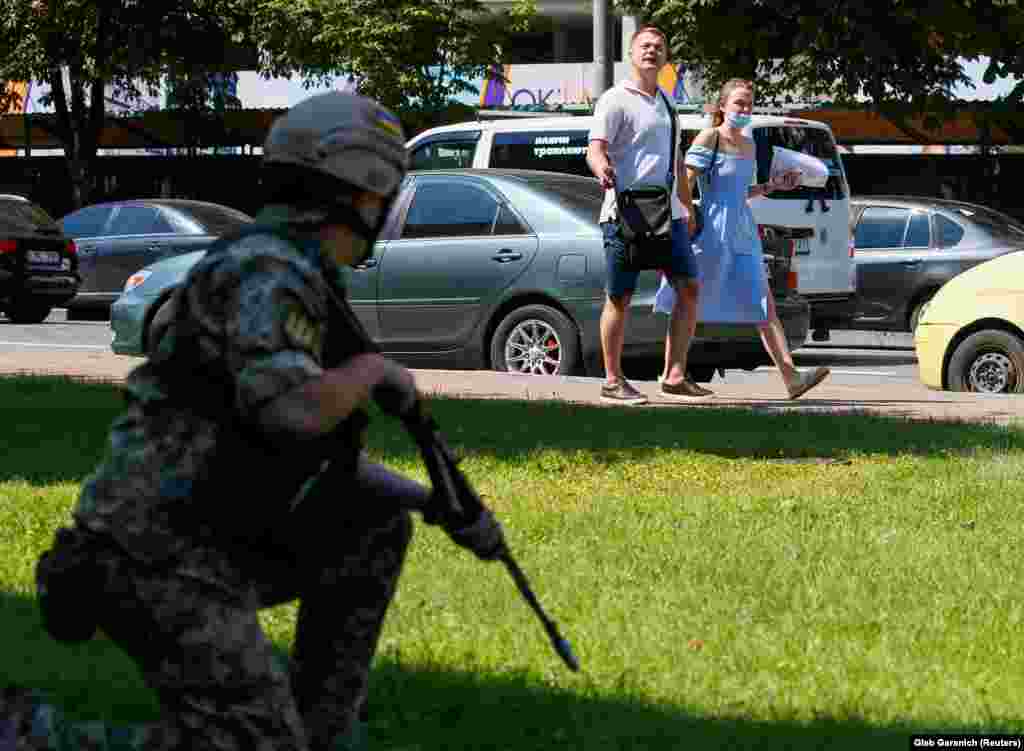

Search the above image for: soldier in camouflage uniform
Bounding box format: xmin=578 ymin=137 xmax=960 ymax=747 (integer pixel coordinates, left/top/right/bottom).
xmin=40 ymin=92 xmax=502 ymax=751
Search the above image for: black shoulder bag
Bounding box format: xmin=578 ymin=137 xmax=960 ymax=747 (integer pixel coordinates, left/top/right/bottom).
xmin=690 ymin=130 xmax=719 ymax=241
xmin=613 ymin=89 xmax=677 ymax=271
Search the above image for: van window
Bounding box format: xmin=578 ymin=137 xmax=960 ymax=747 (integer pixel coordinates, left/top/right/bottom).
xmin=753 ymin=126 xmax=848 ymax=200
xmin=410 ymin=135 xmax=479 ymax=170
xmin=489 ymin=131 xmax=591 ymax=177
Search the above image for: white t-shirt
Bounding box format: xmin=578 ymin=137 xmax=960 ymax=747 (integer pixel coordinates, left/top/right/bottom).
xmin=589 ymin=79 xmax=685 ymax=224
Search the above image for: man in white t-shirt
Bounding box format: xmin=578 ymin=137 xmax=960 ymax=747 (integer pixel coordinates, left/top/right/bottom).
xmin=586 ymin=25 xmax=710 ymax=405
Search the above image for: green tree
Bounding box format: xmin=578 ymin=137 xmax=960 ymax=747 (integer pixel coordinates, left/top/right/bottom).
xmin=0 ymin=0 xmax=250 ymax=208
xmin=252 ymin=0 xmax=535 ymax=117
xmin=620 ymin=0 xmax=1009 ymax=134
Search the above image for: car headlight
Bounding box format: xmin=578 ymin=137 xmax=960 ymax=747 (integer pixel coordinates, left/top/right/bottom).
xmin=123 ymin=270 xmax=152 ymax=293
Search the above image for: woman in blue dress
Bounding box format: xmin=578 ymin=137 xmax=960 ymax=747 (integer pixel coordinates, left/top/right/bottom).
xmin=678 ymin=78 xmax=829 ymax=399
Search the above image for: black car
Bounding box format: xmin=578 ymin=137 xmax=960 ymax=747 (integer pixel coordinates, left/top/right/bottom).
xmin=59 ymin=199 xmax=253 ymax=318
xmin=0 ymin=194 xmax=79 ymax=324
xmin=846 ymin=195 xmax=1024 ymax=332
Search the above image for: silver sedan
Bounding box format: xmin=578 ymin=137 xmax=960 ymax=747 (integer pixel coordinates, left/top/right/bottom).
xmin=111 ymin=170 xmax=809 ymax=380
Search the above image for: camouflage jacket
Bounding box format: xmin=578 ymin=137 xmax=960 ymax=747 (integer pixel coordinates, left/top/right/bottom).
xmin=75 ymin=206 xmax=371 ymax=578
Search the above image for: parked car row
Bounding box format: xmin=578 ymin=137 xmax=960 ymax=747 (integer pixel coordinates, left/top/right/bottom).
xmin=817 ymin=195 xmax=1024 ymax=337
xmin=59 ymin=199 xmax=254 ymax=318
xmin=111 ymin=169 xmax=809 ymax=381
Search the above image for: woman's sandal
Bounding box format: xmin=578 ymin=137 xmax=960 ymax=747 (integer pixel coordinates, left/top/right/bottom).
xmin=787 ymin=367 xmax=831 ymax=400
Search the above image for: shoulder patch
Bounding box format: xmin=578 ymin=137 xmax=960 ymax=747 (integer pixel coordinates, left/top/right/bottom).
xmin=282 ymin=300 xmax=323 ymax=359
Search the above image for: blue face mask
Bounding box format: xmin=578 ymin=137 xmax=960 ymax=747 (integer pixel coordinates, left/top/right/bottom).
xmin=726 ymin=112 xmax=752 ymax=129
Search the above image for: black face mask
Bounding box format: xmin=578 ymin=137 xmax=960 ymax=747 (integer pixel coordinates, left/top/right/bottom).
xmin=324 ymin=191 xmax=397 ymax=266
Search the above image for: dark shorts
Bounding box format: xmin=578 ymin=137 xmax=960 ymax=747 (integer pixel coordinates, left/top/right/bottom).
xmin=602 ymin=219 xmax=700 ymax=299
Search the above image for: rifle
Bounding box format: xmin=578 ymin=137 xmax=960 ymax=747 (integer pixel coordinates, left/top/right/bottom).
xmin=327 ymin=282 xmax=580 ymax=673
xmin=398 ymin=400 xmax=580 ymax=672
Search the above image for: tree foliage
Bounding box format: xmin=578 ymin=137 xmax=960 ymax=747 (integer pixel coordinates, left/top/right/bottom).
xmin=0 ymin=0 xmax=248 ymax=208
xmin=623 ymin=0 xmax=979 ymax=104
xmin=252 ymin=0 xmax=536 ymax=115
xmin=618 ymin=0 xmax=1024 ymax=142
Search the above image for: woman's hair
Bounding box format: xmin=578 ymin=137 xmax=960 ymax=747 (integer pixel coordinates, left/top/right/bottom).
xmin=711 ymin=78 xmax=755 ymax=127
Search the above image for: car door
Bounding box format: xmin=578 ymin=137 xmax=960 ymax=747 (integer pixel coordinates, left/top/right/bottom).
xmin=346 ymin=180 xmax=415 ymax=339
xmin=853 ymin=205 xmax=930 ymax=326
xmin=375 ymin=175 xmax=539 ymax=352
xmin=100 ymin=205 xmax=176 ymax=297
xmin=60 ymin=205 xmax=115 ymax=297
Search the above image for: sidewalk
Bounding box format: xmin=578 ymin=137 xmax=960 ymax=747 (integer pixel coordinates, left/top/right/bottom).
xmin=2 ymin=350 xmax=1022 ymax=426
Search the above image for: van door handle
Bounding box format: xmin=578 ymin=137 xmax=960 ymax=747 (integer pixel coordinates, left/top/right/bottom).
xmin=492 ymin=249 xmax=523 ymax=263
xmin=901 ymin=260 xmax=921 ymax=267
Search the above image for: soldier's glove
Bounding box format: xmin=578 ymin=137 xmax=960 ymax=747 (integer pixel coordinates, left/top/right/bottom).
xmin=446 ymin=510 xmax=505 ymax=561
xmin=372 ymin=363 xmax=418 ymax=419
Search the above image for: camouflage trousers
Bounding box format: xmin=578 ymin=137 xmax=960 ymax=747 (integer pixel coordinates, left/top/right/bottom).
xmin=89 ymin=463 xmax=418 ymax=751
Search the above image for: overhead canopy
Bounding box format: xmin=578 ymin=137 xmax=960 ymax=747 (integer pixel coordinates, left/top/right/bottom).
xmin=0 ymin=107 xmax=287 ymax=151
xmin=792 ymin=108 xmax=1016 ymax=146
xmin=0 ymin=105 xmax=1020 ymax=151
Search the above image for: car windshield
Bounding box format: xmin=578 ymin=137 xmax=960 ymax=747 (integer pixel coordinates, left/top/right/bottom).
xmin=181 ymin=203 xmax=253 ymax=235
xmin=514 ymin=175 xmax=605 ymax=224
xmin=0 ymin=198 xmax=60 ymax=233
xmin=753 ymin=126 xmax=848 ymax=200
xmin=952 ymin=204 xmax=1024 ymax=241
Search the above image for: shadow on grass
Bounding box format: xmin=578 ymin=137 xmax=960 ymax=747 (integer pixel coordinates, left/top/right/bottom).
xmin=369 ymin=397 xmax=1024 ymax=466
xmin=3 ymin=375 xmax=1023 ymax=487
xmin=0 ymin=586 xmax=983 ymax=751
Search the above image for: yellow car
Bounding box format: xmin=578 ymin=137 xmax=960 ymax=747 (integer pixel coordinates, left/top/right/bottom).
xmin=915 ymin=250 xmax=1024 ymax=393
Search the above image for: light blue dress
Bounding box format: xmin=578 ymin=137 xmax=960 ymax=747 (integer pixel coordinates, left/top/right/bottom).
xmin=685 ymin=143 xmax=770 ymax=324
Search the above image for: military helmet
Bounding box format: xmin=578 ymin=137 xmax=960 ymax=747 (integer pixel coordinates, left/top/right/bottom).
xmin=262 ymin=91 xmax=409 ymax=198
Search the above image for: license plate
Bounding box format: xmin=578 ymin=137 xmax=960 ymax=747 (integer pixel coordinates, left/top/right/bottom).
xmin=28 ymin=250 xmax=60 ymax=265
xmin=794 ymin=238 xmax=811 ymax=256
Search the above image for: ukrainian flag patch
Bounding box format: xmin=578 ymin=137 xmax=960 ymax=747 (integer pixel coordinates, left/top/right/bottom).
xmin=374 ymin=109 xmax=403 ymax=137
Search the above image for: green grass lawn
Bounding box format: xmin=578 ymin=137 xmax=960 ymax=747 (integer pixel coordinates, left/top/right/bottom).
xmin=2 ymin=375 xmax=1024 ymax=749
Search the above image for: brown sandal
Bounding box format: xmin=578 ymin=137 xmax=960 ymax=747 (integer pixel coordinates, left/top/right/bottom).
xmin=787 ymin=367 xmax=830 ymax=400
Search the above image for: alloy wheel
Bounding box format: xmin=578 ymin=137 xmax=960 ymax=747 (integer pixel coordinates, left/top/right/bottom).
xmin=503 ymin=318 xmax=563 ymax=375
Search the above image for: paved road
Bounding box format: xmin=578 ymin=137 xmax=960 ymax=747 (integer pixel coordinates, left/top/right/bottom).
xmin=1 ymin=311 xmax=1019 ymax=426
xmin=0 ymin=310 xmax=918 ymax=381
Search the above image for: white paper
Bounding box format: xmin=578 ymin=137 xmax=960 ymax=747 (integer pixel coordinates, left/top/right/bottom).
xmin=769 ymin=146 xmax=830 ymax=188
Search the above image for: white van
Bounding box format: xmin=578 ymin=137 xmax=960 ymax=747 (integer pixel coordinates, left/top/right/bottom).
xmin=406 ymin=112 xmax=856 ymax=333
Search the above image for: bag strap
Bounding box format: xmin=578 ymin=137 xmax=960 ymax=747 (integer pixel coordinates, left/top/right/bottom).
xmin=707 ymin=131 xmax=720 ymax=187
xmin=657 ymin=88 xmax=677 ymax=189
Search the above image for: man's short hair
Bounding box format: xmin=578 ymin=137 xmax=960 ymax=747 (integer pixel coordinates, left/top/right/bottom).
xmin=630 ymin=25 xmax=669 ymax=50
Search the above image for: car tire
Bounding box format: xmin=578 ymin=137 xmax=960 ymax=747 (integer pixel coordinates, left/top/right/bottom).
xmin=490 ymin=304 xmax=579 ymax=376
xmin=947 ymin=329 xmax=1024 ymax=394
xmin=7 ymin=302 xmax=52 ymax=324
xmin=909 ymin=295 xmax=934 ymax=332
